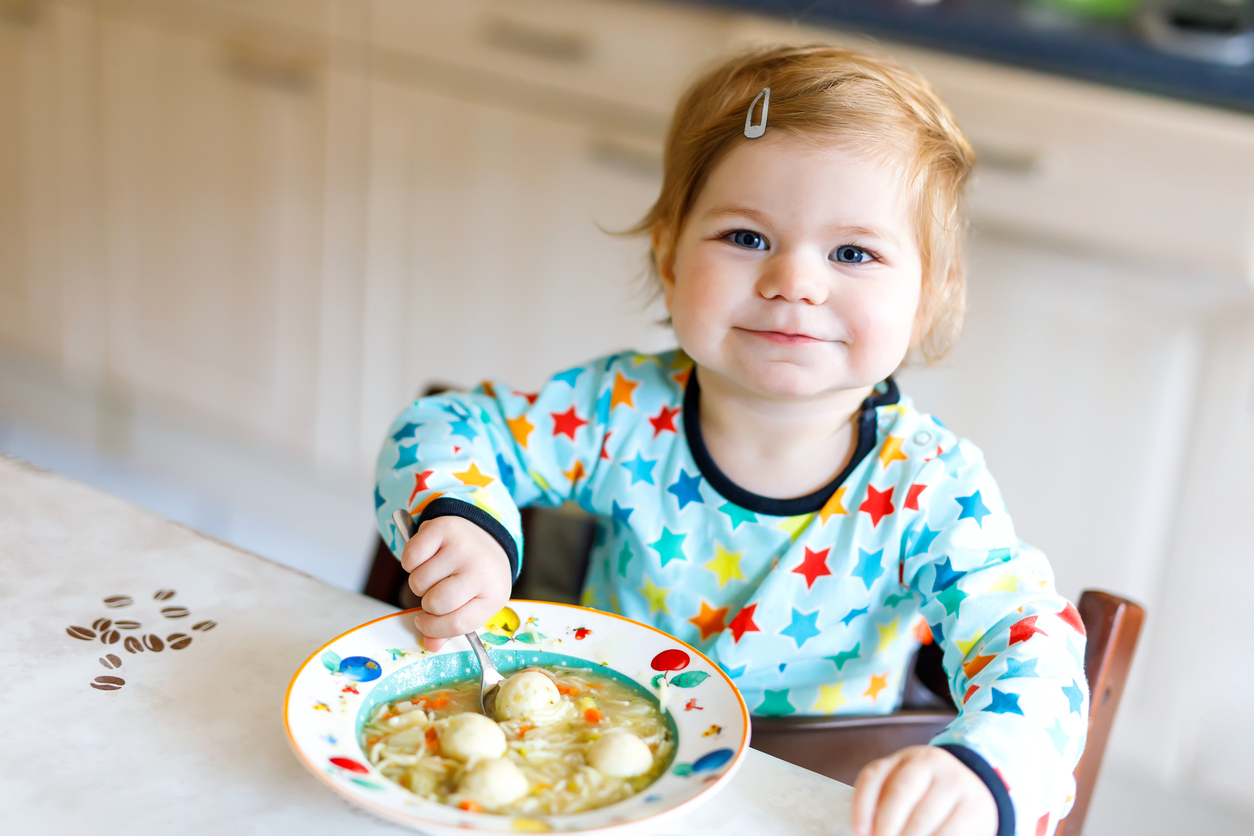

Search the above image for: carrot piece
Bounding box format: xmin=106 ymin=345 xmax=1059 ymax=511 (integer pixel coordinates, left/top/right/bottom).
xmin=425 ymin=726 xmax=441 ymax=754
xmin=365 ymin=736 xmax=380 ymax=746
xmin=426 ymin=696 xmax=449 ymax=709
xmin=584 ymin=708 xmax=603 ymax=724
xmin=517 ymin=724 xmax=534 ymax=737
xmin=459 ymin=800 xmax=483 ymax=813
xmin=555 ymin=683 xmax=580 ymax=696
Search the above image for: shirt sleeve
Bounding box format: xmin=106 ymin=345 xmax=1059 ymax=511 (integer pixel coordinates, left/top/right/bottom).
xmin=901 ymin=439 xmax=1090 ymax=836
xmin=373 ymin=358 xmax=612 ymax=581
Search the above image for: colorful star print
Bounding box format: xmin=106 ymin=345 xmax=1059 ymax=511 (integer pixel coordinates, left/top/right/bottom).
xmin=986 ymin=688 xmax=1024 ymax=715
xmin=622 ymin=452 xmax=657 ymax=485
xmin=640 ymin=575 xmax=669 ymax=614
xmin=1009 ymin=615 xmax=1047 ymax=645
xmin=705 ymin=544 xmax=744 ymax=588
xmin=812 ymin=683 xmax=847 ymax=714
xmin=453 ymin=462 xmax=494 ymax=488
xmin=840 ymin=607 xmax=869 ymax=626
xmin=904 ymin=483 xmax=927 ymax=511
xmin=668 ymin=470 xmax=703 ymax=509
xmin=864 ymin=673 xmax=889 ymax=701
xmin=792 ymin=547 xmax=832 ymax=590
xmin=852 ymin=548 xmax=884 ymax=590
xmin=649 ymin=405 xmax=680 ymax=437
xmin=649 ymin=527 xmax=687 ymax=568
xmin=719 ymin=502 xmax=757 ymax=530
xmin=688 ymin=601 xmax=729 ymax=641
xmin=818 ymin=486 xmax=847 ymax=523
xmin=756 ymin=689 xmax=795 ymax=716
xmin=551 ymin=406 xmax=588 ymax=440
xmin=727 ymin=603 xmax=760 ymax=643
xmin=610 ymin=372 xmax=638 ymax=409
xmin=859 ymin=485 xmax=895 ymax=527
xmin=956 ymin=490 xmax=992 ymax=527
xmin=931 ymin=557 xmax=967 ymax=593
xmin=780 ymin=608 xmax=822 ymax=649
xmin=879 ymin=436 xmax=908 ymax=467
xmin=391 ymin=422 xmax=419 ymax=441
xmin=507 ymin=414 xmax=534 ymax=447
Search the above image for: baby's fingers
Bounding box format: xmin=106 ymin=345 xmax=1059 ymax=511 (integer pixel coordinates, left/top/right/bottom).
xmin=872 ymin=758 xmax=934 ymax=836
xmin=852 ymin=753 xmax=901 ymax=836
xmin=899 ymin=783 xmax=959 ymax=836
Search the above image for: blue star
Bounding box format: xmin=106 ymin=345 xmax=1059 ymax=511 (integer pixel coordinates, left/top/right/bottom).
xmin=955 ymin=491 xmax=991 ymax=527
xmin=394 ymin=445 xmax=420 ymax=469
xmin=938 ymin=446 xmax=966 ymax=476
xmin=985 ymin=688 xmax=1024 ymax=715
xmin=622 ymin=452 xmax=657 ymax=485
xmin=998 ymin=657 xmax=1039 ymax=680
xmin=780 ymin=607 xmax=822 ymax=649
xmin=931 ymin=557 xmax=967 ymax=593
xmin=391 ymin=422 xmax=419 ymax=441
xmin=374 ymin=487 xmax=385 ymax=510
xmin=611 ymin=500 xmax=634 ymax=531
xmin=553 ymin=367 xmax=583 ymax=387
xmin=668 ymin=470 xmax=704 ymax=509
xmin=778 ymin=663 xmax=787 ymax=673
xmin=840 ymin=606 xmax=869 ymax=626
xmin=448 ymin=417 xmax=478 ymax=442
xmin=1046 ymin=718 xmax=1069 ymax=754
xmin=720 ymin=502 xmax=758 ymax=529
xmin=719 ymin=662 xmax=746 ymax=679
xmin=929 ymin=621 xmax=945 ymax=645
xmin=908 ymin=525 xmax=940 ymax=558
xmin=596 ymin=389 xmax=611 ymax=426
xmin=851 ymin=548 xmax=884 ymax=590
xmin=495 ymin=454 xmax=516 ymax=493
xmin=1061 ymin=680 xmax=1085 ymax=714
xmin=756 ymin=689 xmax=795 ymax=716
xmin=617 ymin=543 xmax=633 ymax=577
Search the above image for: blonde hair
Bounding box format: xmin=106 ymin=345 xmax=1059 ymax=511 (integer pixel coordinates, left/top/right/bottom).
xmin=632 ymin=44 xmax=976 ymax=363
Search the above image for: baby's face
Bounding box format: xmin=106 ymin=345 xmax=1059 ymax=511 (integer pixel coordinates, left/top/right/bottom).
xmin=660 ymin=133 xmax=923 ymax=400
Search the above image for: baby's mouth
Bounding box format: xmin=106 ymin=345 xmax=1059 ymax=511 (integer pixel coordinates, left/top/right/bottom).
xmin=738 ymin=327 xmax=827 ymax=345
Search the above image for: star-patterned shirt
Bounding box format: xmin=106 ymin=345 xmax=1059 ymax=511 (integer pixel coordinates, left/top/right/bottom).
xmin=375 ymin=350 xmax=1089 ymax=836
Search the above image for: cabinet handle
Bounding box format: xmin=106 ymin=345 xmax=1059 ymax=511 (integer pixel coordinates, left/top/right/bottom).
xmin=480 ymin=15 xmax=591 ymax=65
xmin=971 ymin=142 xmax=1047 ymax=177
xmin=221 ymin=36 xmax=321 ymax=93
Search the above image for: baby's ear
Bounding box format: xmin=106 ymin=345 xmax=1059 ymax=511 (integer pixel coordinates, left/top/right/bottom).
xmin=651 ymin=227 xmax=677 ymax=308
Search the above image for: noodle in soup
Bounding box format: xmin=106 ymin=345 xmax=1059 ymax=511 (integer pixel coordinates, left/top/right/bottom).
xmin=361 ymin=665 xmax=673 ymax=815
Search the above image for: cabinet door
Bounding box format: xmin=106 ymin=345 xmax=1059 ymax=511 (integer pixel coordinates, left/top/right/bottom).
xmin=97 ymin=12 xmax=328 ymax=455
xmin=356 ymin=78 xmax=672 ymax=462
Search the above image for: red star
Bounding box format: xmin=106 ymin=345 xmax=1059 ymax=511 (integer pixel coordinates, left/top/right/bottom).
xmin=1008 ymin=615 xmax=1047 ymax=645
xmin=995 ymin=767 xmax=1011 ymax=793
xmin=1035 ymin=814 xmax=1050 ymax=836
xmin=408 ymin=470 xmax=435 ymax=504
xmin=904 ymin=483 xmax=927 ymax=511
xmin=726 ymin=603 xmax=760 ymax=643
xmin=520 ymin=392 xmax=539 ymax=405
xmin=1058 ymin=602 xmax=1086 ymax=636
xmin=649 ymin=404 xmax=681 ymax=437
xmin=859 ymin=485 xmax=895 ymax=527
xmin=550 ymin=406 xmax=588 ymax=440
xmin=791 ymin=547 xmax=832 ymax=590
xmin=599 ymin=430 xmax=613 ymax=460
xmin=963 ymin=684 xmax=978 ymax=704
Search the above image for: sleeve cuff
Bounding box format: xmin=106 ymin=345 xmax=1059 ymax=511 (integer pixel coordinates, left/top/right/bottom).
xmin=414 ymin=497 xmax=521 ymax=583
xmin=934 ymin=744 xmax=1014 ymax=836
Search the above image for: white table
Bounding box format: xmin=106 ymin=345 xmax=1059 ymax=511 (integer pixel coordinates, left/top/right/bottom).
xmin=0 ymin=455 xmax=854 ymax=835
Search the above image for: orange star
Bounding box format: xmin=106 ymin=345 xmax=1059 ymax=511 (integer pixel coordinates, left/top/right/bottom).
xmin=879 ymin=436 xmax=908 ymax=468
xmin=479 ymin=380 xmax=496 ymax=398
xmin=864 ymin=673 xmax=889 ymax=701
xmin=453 ymin=463 xmax=493 ymax=487
xmin=687 ymin=600 xmax=729 ymax=641
xmin=672 ymin=367 xmax=691 ymax=388
xmin=818 ymin=486 xmax=848 ymax=523
xmin=610 ymin=372 xmax=639 ymax=409
xmin=564 ymin=460 xmax=586 ymax=484
xmin=411 ymin=491 xmax=443 ymax=515
xmin=962 ymin=654 xmax=996 ymax=679
xmin=507 ymin=414 xmax=534 ymax=447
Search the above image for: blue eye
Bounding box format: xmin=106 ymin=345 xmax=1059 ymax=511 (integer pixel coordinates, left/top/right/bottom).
xmin=728 ymin=230 xmax=767 ymax=250
xmin=832 ymin=245 xmax=873 ymax=264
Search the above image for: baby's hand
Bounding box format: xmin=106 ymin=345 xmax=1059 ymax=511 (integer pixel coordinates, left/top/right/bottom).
xmin=400 ymin=515 xmax=513 ymax=652
xmin=851 ymin=745 xmax=997 ymax=836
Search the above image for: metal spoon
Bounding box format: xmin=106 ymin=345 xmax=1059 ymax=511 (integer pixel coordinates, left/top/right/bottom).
xmin=392 ymin=509 xmax=505 ymax=718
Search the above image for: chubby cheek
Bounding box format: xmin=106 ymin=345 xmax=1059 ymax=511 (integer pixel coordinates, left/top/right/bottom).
xmin=841 ymin=284 xmax=920 ymax=376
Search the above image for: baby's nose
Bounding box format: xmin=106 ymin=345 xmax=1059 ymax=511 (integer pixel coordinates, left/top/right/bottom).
xmin=756 ymin=251 xmax=828 ymax=305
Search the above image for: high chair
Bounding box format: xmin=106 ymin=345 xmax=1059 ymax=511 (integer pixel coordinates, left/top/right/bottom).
xmin=364 ymin=496 xmax=1144 ymax=836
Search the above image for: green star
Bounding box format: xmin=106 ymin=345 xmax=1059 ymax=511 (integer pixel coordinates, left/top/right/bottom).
xmin=719 ymin=502 xmax=758 ymax=530
xmin=649 ymin=527 xmax=688 ymax=568
xmin=827 ymin=643 xmax=861 ymax=671
xmin=756 ymin=689 xmax=795 ymax=716
xmin=936 ymin=583 xmax=967 ymax=617
xmin=617 ymin=542 xmax=633 ymax=577
xmin=988 ymin=547 xmax=1013 ymax=563
xmin=884 ymin=592 xmax=912 ymax=607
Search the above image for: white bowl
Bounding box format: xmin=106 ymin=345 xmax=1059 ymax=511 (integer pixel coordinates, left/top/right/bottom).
xmin=285 ymin=600 xmax=750 ymax=834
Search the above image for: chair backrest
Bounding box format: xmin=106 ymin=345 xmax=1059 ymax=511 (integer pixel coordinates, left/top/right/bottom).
xmin=1056 ymin=590 xmax=1144 ymax=835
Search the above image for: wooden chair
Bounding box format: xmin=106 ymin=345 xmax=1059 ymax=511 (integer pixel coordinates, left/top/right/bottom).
xmin=362 ymin=492 xmax=1144 ymax=836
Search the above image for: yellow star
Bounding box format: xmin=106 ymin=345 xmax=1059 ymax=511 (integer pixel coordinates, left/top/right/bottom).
xmin=469 ymin=488 xmax=504 ymax=519
xmin=812 ymin=683 xmax=847 ymax=714
xmin=530 ymin=469 xmax=552 ymax=491
xmin=640 ymin=575 xmax=670 ymax=615
xmin=564 ymin=460 xmax=586 ymax=484
xmin=507 ymin=414 xmax=534 ymax=447
xmin=818 ymin=486 xmax=848 ymax=524
xmin=876 ymin=618 xmax=901 ymax=653
xmin=776 ymin=514 xmax=813 ymax=542
xmin=453 ymin=462 xmax=493 ymax=487
xmin=688 ymin=600 xmax=729 ymax=641
xmin=632 ymin=354 xmax=664 ymax=367
xmin=669 ymin=351 xmax=692 ymax=370
xmin=864 ymin=673 xmax=889 ymax=701
xmin=610 ymin=372 xmax=639 ymax=409
xmin=704 ymin=544 xmax=744 ymax=588
xmin=954 ymin=632 xmax=985 ymax=657
xmin=880 ymin=404 xmax=910 ymax=418
xmin=879 ymin=436 xmax=908 ymax=467
xmin=984 ymin=572 xmax=1021 ymax=594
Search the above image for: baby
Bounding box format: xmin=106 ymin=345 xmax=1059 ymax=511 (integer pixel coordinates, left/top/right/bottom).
xmin=375 ymin=45 xmax=1089 ymax=836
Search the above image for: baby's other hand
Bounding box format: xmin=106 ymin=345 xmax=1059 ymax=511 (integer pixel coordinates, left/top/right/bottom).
xmin=400 ymin=515 xmax=512 ymax=652
xmin=851 ymin=745 xmax=997 ymax=836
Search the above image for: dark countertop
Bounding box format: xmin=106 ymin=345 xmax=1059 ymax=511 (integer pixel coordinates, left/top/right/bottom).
xmin=683 ymin=1 xmax=1254 ymax=115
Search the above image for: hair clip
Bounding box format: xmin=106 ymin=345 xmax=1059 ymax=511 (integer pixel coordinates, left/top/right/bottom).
xmin=744 ymin=87 xmax=770 ymax=139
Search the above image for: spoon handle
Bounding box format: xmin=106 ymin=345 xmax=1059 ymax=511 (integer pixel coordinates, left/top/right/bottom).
xmin=391 ymin=509 xmax=422 ymax=606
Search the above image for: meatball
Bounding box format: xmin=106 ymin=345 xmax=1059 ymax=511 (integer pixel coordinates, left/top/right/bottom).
xmin=586 ymin=731 xmax=653 ymax=778
xmin=459 ymin=757 xmax=529 ymax=807
xmin=495 ymin=670 xmax=561 ymax=722
xmin=438 ymin=712 xmax=507 ymax=762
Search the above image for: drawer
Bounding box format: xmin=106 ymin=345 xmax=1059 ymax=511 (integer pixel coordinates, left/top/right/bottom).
xmin=369 ymin=0 xmax=732 ymax=127
xmin=725 ymin=14 xmax=1254 ymax=284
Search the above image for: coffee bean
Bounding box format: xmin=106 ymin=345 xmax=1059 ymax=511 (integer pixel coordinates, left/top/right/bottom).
xmin=192 ymin=620 xmax=217 ymax=632
xmin=100 ymin=629 xmax=120 ymax=645
xmin=103 ymin=595 xmax=133 ymax=608
xmin=91 ymin=676 xmax=124 ymax=691
xmin=92 ymin=618 xmax=112 ymax=632
xmin=124 ymin=636 xmax=144 ymax=653
xmin=67 ymin=625 xmax=96 ymax=641
xmin=154 ymin=589 xmax=176 ymax=601
xmin=115 ymin=620 xmax=141 ymax=630
xmin=167 ymin=633 xmax=192 ymax=650
xmin=99 ymin=655 xmax=122 ymax=669
xmin=160 ymin=606 xmax=189 ymax=619
xmin=143 ymin=634 xmax=164 ymax=652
